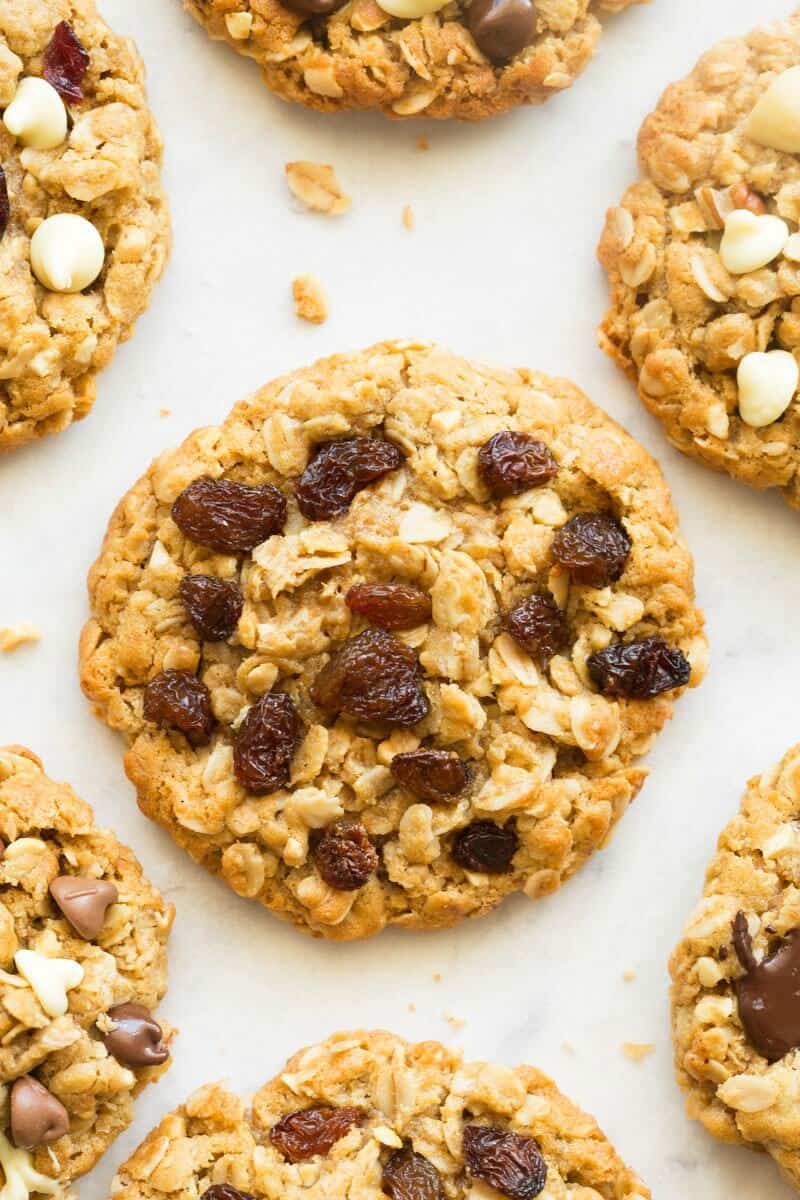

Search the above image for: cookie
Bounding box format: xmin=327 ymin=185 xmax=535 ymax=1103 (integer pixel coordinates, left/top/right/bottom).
xmin=599 ymin=12 xmax=800 ymax=509
xmin=0 ymin=0 xmax=170 ymax=451
xmin=670 ymin=743 xmax=800 ymax=1191
xmin=0 ymin=745 xmax=174 ymax=1194
xmin=183 ymin=0 xmax=642 ymax=121
xmin=111 ymin=1028 xmax=651 ymax=1200
xmin=79 ymin=340 xmax=706 ymax=941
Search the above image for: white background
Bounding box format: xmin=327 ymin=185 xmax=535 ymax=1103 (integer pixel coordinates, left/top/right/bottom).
xmin=2 ymin=0 xmax=800 ymax=1195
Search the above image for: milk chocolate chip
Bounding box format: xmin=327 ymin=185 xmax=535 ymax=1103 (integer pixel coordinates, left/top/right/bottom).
xmin=468 ymin=0 xmax=537 ymax=64
xmin=732 ymin=910 xmax=800 ymax=1061
xmin=10 ymin=1076 xmax=69 ymax=1150
xmin=49 ymin=876 xmax=118 ymax=940
xmin=102 ymin=1003 xmax=169 ymax=1067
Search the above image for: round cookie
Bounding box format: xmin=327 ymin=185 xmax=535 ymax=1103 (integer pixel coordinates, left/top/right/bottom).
xmin=79 ymin=340 xmax=706 ymax=941
xmin=0 ymin=745 xmax=174 ymax=1193
xmin=183 ymin=0 xmax=642 ymax=122
xmin=0 ymin=0 xmax=170 ymax=451
xmin=111 ymin=1029 xmax=651 ymax=1200
xmin=670 ymin=743 xmax=800 ymax=1191
xmin=599 ymin=12 xmax=800 ymax=510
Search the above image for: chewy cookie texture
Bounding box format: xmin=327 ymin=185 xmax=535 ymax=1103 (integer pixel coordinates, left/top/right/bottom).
xmin=0 ymin=0 xmax=169 ymax=451
xmin=184 ymin=0 xmax=643 ymax=122
xmin=111 ymin=1029 xmax=650 ymax=1200
xmin=671 ymin=743 xmax=800 ymax=1191
xmin=0 ymin=747 xmax=174 ymax=1197
xmin=80 ymin=341 xmax=706 ymax=941
xmin=600 ymin=10 xmax=800 ymax=509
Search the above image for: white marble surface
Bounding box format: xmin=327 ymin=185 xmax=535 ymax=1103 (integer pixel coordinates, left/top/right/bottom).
xmin=2 ymin=0 xmax=800 ymax=1195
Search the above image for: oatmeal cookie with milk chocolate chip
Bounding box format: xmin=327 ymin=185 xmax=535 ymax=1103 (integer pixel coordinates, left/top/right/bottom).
xmin=599 ymin=11 xmax=800 ymax=510
xmin=0 ymin=746 xmax=174 ymax=1195
xmin=669 ymin=742 xmax=800 ymax=1192
xmin=111 ymin=1029 xmax=651 ymax=1200
xmin=0 ymin=0 xmax=169 ymax=451
xmin=79 ymin=340 xmax=706 ymax=941
xmin=183 ymin=0 xmax=643 ymax=122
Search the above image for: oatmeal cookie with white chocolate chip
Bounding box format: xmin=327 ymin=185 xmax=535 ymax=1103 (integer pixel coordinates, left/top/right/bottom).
xmin=0 ymin=746 xmax=174 ymax=1194
xmin=670 ymin=743 xmax=800 ymax=1192
xmin=599 ymin=11 xmax=800 ymax=509
xmin=183 ymin=0 xmax=643 ymax=122
xmin=111 ymin=1029 xmax=651 ymax=1200
xmin=0 ymin=0 xmax=170 ymax=451
xmin=79 ymin=340 xmax=706 ymax=941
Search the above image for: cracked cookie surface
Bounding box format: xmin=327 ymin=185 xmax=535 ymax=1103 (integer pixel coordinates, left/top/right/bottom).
xmin=0 ymin=0 xmax=170 ymax=451
xmin=79 ymin=340 xmax=706 ymax=941
xmin=670 ymin=743 xmax=800 ymax=1192
xmin=183 ymin=0 xmax=642 ymax=121
xmin=599 ymin=11 xmax=800 ymax=509
xmin=0 ymin=746 xmax=174 ymax=1195
xmin=111 ymin=1029 xmax=651 ymax=1200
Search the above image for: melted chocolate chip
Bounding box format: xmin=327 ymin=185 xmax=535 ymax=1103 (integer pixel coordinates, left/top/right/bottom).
xmin=732 ymin=911 xmax=800 ymax=1062
xmin=102 ymin=1003 xmax=169 ymax=1068
xmin=10 ymin=1077 xmax=69 ymax=1150
xmin=468 ymin=0 xmax=537 ymax=65
xmin=49 ymin=876 xmax=118 ymax=941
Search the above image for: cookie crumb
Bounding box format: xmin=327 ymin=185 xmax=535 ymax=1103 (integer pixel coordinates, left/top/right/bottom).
xmin=561 ymin=1040 xmax=576 ymax=1056
xmin=433 ymin=972 xmax=442 ymax=983
xmin=292 ymin=275 xmax=329 ymax=325
xmin=0 ymin=623 xmax=41 ymax=652
xmin=407 ymin=1002 xmax=416 ymax=1013
xmin=417 ymin=136 xmax=429 ymax=151
xmin=285 ymin=162 xmax=351 ymax=215
xmin=622 ymin=1042 xmax=654 ymax=1062
xmin=623 ymin=968 xmax=637 ymax=982
xmin=443 ymin=1010 xmax=466 ymax=1030
xmin=402 ymin=205 xmax=414 ymax=231
xmin=159 ymin=408 xmax=172 ymax=418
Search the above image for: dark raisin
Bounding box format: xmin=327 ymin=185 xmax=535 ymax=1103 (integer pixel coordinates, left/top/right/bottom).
xmin=202 ymin=1188 xmax=256 ymax=1200
xmin=172 ymin=476 xmax=287 ymax=554
xmin=142 ymin=670 xmax=213 ymax=745
xmin=478 ymin=432 xmax=558 ymax=498
xmin=233 ymin=693 xmax=302 ymax=794
xmin=295 ymin=438 xmax=402 ymax=521
xmin=311 ymin=628 xmax=429 ymax=726
xmin=383 ymin=1149 xmax=444 ymax=1200
xmin=0 ymin=168 xmax=8 ymax=241
xmin=43 ymin=21 xmax=90 ymax=103
xmin=390 ymin=749 xmax=469 ymax=800
xmin=270 ymin=1107 xmax=361 ymax=1162
xmin=587 ymin=637 xmax=690 ymax=699
xmin=179 ymin=574 xmax=243 ymax=641
xmin=312 ymin=822 xmax=378 ymax=891
xmin=463 ymin=1126 xmax=547 ymax=1200
xmin=550 ymin=512 xmax=631 ymax=587
xmin=504 ymin=594 xmax=569 ymax=666
xmin=345 ymin=583 xmax=432 ymax=631
xmin=451 ymin=821 xmax=519 ymax=874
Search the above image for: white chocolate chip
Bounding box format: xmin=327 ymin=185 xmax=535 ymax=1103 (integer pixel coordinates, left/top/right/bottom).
xmin=737 ymin=350 xmax=799 ymax=428
xmin=30 ymin=213 xmax=105 ymax=293
xmin=718 ymin=1073 xmax=778 ymax=1114
xmin=719 ymin=209 xmax=789 ymax=275
xmin=695 ymin=995 xmax=734 ymax=1024
xmin=14 ymin=948 xmax=84 ymax=1017
xmin=696 ymin=956 xmax=724 ymax=988
xmin=377 ymin=0 xmax=448 ymax=14
xmin=747 ymin=66 xmax=800 ymax=153
xmin=3 ymin=76 xmax=67 ymax=150
xmin=762 ymin=822 xmax=800 ymax=857
xmin=0 ymin=1131 xmax=60 ymax=1200
xmin=224 ymin=11 xmax=253 ymax=38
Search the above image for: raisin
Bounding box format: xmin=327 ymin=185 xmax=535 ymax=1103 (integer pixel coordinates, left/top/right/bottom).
xmin=0 ymin=168 xmax=8 ymax=241
xmin=478 ymin=432 xmax=558 ymax=498
xmin=172 ymin=476 xmax=287 ymax=554
xmin=142 ymin=670 xmax=213 ymax=745
xmin=202 ymin=1188 xmax=256 ymax=1200
xmin=390 ymin=749 xmax=469 ymax=800
xmin=463 ymin=1126 xmax=547 ymax=1200
xmin=345 ymin=583 xmax=432 ymax=631
xmin=179 ymin=574 xmax=243 ymax=641
xmin=504 ymin=594 xmax=569 ymax=666
xmin=43 ymin=21 xmax=90 ymax=103
xmin=295 ymin=437 xmax=402 ymax=521
xmin=451 ymin=821 xmax=519 ymax=874
xmin=270 ymin=1107 xmax=361 ymax=1162
xmin=311 ymin=628 xmax=429 ymax=726
xmin=587 ymin=637 xmax=690 ymax=699
xmin=383 ymin=1149 xmax=444 ymax=1200
xmin=312 ymin=822 xmax=378 ymax=891
xmin=233 ymin=693 xmax=302 ymax=794
xmin=550 ymin=512 xmax=631 ymax=587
